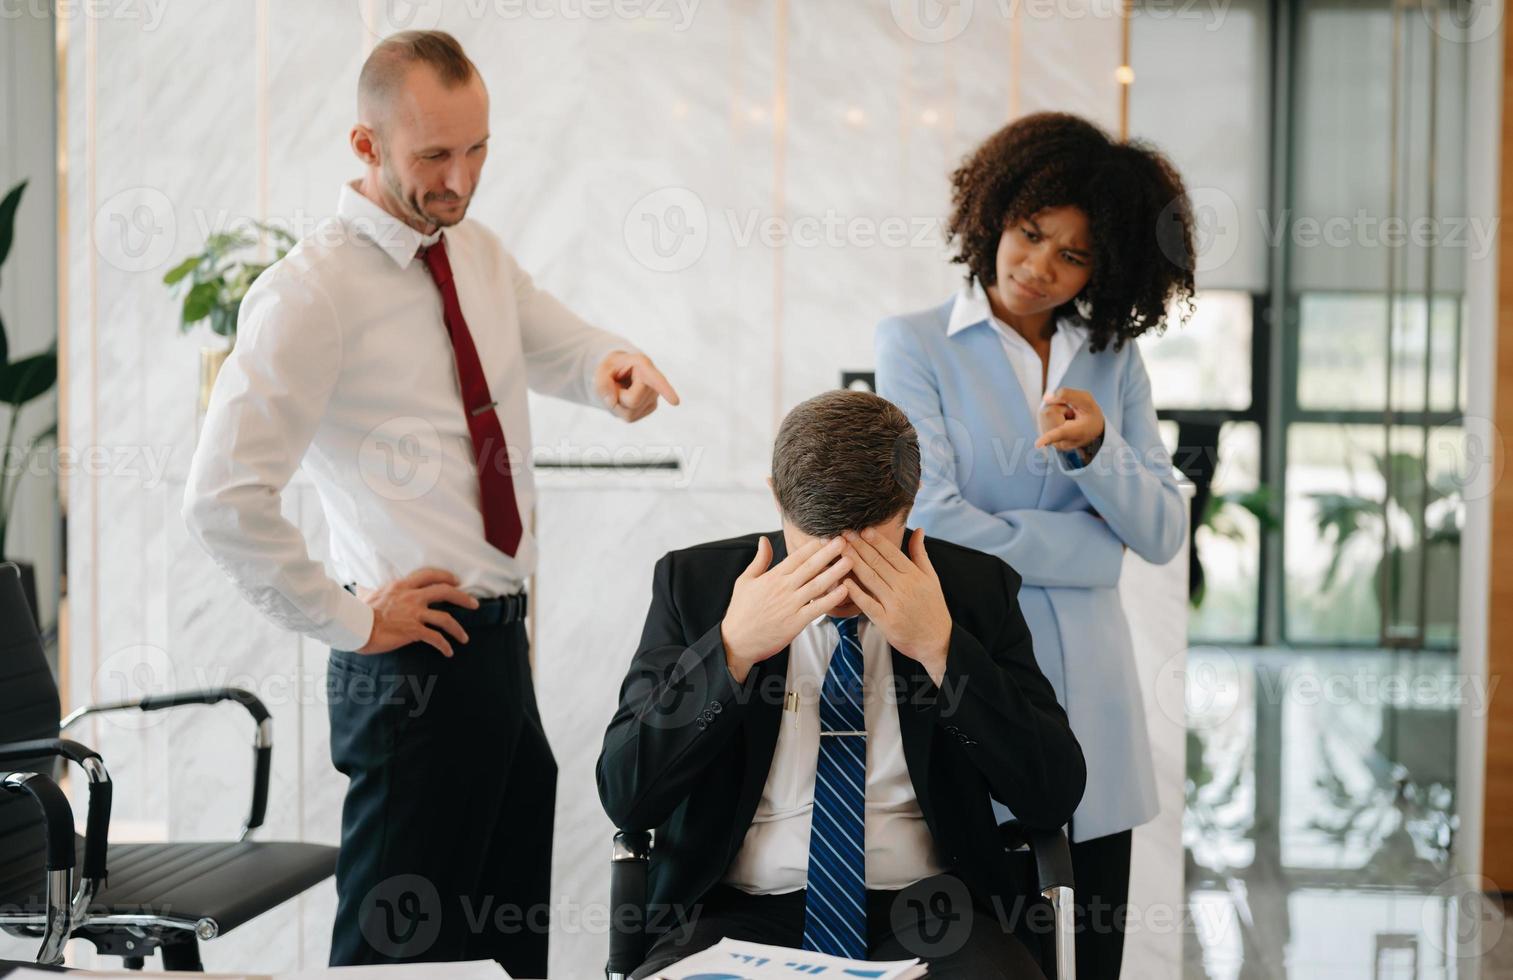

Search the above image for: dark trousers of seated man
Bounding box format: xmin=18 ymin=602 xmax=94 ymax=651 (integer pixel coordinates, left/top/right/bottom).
xmin=631 ymin=874 xmax=1047 ymax=980
xmin=325 ymin=613 xmax=556 ymax=976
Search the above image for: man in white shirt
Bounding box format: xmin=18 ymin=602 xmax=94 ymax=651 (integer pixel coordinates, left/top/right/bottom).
xmin=182 ymin=30 xmax=677 ymax=975
xmin=597 ymin=391 xmax=1085 ymax=979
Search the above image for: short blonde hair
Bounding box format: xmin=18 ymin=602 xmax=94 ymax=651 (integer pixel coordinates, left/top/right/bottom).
xmin=358 ymin=30 xmax=479 ymax=127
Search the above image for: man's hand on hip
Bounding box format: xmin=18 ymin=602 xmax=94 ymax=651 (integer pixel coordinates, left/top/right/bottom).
xmin=720 ymin=537 xmax=853 ymax=684
xmin=355 ymin=567 xmax=481 ymax=658
xmin=594 ymin=350 xmax=681 ymax=422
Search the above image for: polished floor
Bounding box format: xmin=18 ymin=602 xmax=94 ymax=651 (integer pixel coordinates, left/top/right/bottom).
xmin=1181 ymin=647 xmax=1510 ymax=979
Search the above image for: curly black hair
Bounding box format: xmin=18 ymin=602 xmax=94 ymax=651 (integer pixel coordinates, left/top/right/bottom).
xmin=947 ymin=112 xmax=1196 ymax=352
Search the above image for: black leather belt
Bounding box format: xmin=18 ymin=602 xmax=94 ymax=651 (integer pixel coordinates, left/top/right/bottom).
xmin=440 ymin=592 xmax=529 ymax=628
xmin=342 ymin=584 xmax=529 ymax=628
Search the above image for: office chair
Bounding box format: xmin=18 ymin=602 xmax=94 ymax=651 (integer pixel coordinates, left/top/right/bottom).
xmin=0 ymin=561 xmax=337 ymax=969
xmin=605 ymin=821 xmax=1075 ymax=980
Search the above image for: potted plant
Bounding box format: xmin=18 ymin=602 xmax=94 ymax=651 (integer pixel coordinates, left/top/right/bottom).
xmin=1309 ymin=449 xmax=1461 ymax=643
xmin=0 ymin=179 xmax=59 ymax=627
xmin=162 ymin=221 xmax=294 ymax=411
xmin=1191 ymin=484 xmax=1278 ymax=609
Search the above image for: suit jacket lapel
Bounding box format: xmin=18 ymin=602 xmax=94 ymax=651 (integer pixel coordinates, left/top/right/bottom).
xmin=893 ymin=646 xmax=937 ymax=828
xmin=734 ymin=530 xmax=792 ymax=852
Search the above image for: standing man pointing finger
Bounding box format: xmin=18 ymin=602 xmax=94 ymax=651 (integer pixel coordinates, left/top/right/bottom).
xmin=182 ymin=30 xmax=678 ymax=975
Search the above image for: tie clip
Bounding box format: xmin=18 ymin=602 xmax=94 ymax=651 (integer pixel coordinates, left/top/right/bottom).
xmin=820 ymin=730 xmax=866 ymax=737
xmin=470 ymin=401 xmax=498 ymax=417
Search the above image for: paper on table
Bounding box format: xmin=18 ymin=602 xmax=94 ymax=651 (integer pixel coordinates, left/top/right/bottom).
xmin=652 ymin=938 xmax=927 ymax=979
xmin=5 ymin=962 xmax=509 ymax=980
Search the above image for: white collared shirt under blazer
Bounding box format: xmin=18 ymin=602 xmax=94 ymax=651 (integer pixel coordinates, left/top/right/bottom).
xmin=723 ymin=614 xmax=948 ymax=895
xmin=183 ymin=182 xmax=629 ymax=651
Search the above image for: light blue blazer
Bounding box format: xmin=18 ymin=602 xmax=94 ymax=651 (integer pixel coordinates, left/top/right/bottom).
xmin=875 ymin=297 xmax=1187 ymax=843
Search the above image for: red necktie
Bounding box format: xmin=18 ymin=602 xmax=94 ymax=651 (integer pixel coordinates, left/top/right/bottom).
xmin=420 ymin=234 xmax=524 ymax=557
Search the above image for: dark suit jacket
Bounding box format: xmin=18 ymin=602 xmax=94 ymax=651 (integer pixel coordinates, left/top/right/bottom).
xmin=596 ymin=530 xmax=1086 ymax=914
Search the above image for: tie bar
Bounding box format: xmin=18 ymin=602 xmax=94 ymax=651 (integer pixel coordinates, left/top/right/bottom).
xmin=820 ymin=730 xmax=866 ymax=737
xmin=470 ymin=401 xmax=498 ymax=417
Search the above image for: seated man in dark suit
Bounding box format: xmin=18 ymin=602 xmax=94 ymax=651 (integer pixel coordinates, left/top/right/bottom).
xmin=597 ymin=390 xmax=1086 ymax=980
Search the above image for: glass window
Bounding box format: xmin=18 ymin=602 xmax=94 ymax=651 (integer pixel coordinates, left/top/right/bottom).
xmin=1139 ymin=290 xmax=1253 ymax=411
xmin=1191 ymin=422 xmax=1264 ymax=643
xmin=1296 ymin=292 xmax=1462 ymax=413
xmin=1283 ymin=423 xmax=1388 ymax=644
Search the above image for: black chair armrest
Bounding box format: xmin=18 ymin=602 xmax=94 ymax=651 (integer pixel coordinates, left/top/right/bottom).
xmin=607 ymin=830 xmax=652 ymax=980
xmin=61 ymin=687 xmax=272 ymax=838
xmin=1026 ymin=826 xmax=1074 ymax=894
xmin=137 ymin=687 xmax=271 ymax=724
xmin=998 ymin=820 xmax=1074 ymax=894
xmin=2 ymin=771 xmax=75 ymax=872
xmin=1002 ymin=822 xmax=1075 ymax=980
xmin=0 ymin=738 xmax=112 ymax=884
xmin=0 ymin=736 xmax=99 ymax=769
xmin=2 ymin=771 xmax=76 ymax=965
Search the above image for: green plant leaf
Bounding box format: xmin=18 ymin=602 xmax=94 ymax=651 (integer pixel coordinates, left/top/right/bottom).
xmin=162 ymin=254 xmax=199 ymax=286
xmin=1309 ymin=490 xmax=1380 ymax=592
xmin=182 ymin=280 xmax=218 ymax=324
xmin=0 ymin=180 xmax=26 ymax=277
xmin=1197 ymin=484 xmax=1281 ymax=537
xmin=164 ymin=222 xmax=295 ymax=343
xmin=0 ymin=350 xmax=57 ymax=406
xmin=209 ymin=305 xmax=236 ymax=338
xmin=0 ymin=308 xmax=8 ymax=370
xmin=1233 ymin=486 xmax=1281 ymax=533
xmin=204 ymin=230 xmax=256 ymax=255
xmin=262 ymin=223 xmax=297 ymax=249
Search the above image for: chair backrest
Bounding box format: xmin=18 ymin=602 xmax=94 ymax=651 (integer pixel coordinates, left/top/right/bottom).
xmin=0 ymin=561 xmax=63 ymax=870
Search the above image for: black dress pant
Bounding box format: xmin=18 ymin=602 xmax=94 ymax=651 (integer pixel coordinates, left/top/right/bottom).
xmin=325 ymin=615 xmax=556 ymax=977
xmin=630 ymin=876 xmax=1046 ymax=980
xmin=1068 ymin=829 xmax=1133 ymax=980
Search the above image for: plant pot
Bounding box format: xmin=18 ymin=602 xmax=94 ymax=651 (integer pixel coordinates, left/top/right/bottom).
xmin=199 ymin=344 xmax=232 ymax=414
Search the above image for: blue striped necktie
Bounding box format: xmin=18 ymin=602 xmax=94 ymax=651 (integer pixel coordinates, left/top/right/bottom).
xmin=802 ymin=615 xmax=868 ymax=960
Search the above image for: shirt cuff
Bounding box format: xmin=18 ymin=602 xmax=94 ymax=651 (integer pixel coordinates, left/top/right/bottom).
xmin=317 ymin=589 xmax=376 ymax=651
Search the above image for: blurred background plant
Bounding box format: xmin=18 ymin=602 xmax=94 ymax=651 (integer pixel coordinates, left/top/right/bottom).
xmin=163 ymin=221 xmax=295 ymax=341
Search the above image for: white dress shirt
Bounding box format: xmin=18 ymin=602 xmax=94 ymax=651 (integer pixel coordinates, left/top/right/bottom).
xmin=723 ymin=615 xmax=947 ymax=895
xmin=946 ymin=279 xmax=1088 ymax=417
xmin=183 ymin=181 xmax=629 ymax=651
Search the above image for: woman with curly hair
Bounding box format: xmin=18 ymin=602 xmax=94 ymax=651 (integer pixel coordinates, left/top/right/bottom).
xmin=874 ymin=111 xmax=1194 ymax=979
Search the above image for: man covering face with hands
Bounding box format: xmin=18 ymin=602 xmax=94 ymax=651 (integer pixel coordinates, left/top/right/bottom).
xmin=597 ymin=390 xmax=1086 ymax=980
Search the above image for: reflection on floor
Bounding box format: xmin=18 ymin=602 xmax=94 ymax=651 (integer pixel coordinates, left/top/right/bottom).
xmin=1181 ymin=647 xmax=1511 ymax=979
